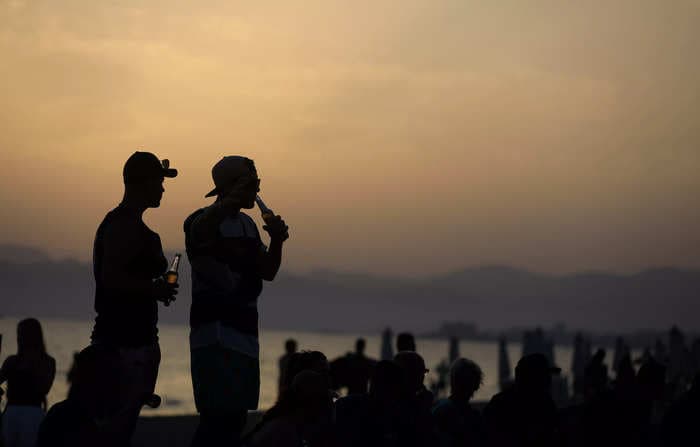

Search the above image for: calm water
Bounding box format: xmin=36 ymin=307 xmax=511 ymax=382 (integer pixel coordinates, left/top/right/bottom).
xmin=0 ymin=317 xmax=574 ymax=415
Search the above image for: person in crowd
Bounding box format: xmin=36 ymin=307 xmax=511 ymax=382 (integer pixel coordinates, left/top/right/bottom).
xmin=432 ymin=358 xmax=485 ymax=447
xmin=563 ymin=355 xmax=669 ymax=447
xmin=429 ymin=359 xmax=451 ymax=399
xmin=273 ymin=351 xmax=335 ymax=446
xmin=394 ymin=351 xmax=433 ymax=411
xmin=396 ymin=333 xmax=416 ymax=353
xmin=184 ymin=156 xmax=289 ymax=446
xmin=331 ymin=338 xmax=377 ymax=395
xmin=550 ymin=366 xmax=570 ymax=408
xmin=691 ymin=339 xmax=700 ymax=377
xmin=661 ymin=372 xmax=700 ymax=446
xmin=91 ymin=151 xmax=178 ymax=444
xmin=447 ymin=337 xmax=460 ymax=365
xmin=393 ymin=351 xmax=436 ymax=446
xmin=0 ymin=318 xmax=56 ymax=447
xmin=279 ymin=339 xmax=298 ymax=398
xmin=498 ymin=336 xmax=512 ymax=392
xmin=614 ymin=351 xmax=636 ymax=398
xmin=335 ymin=360 xmax=404 ymax=447
xmin=668 ymin=326 xmax=687 ymax=395
xmin=243 ymin=370 xmax=333 ymax=447
xmin=612 ymin=337 xmax=625 ymax=375
xmin=653 ymin=338 xmax=667 ymax=364
xmin=483 ymin=353 xmax=560 ymax=447
xmin=571 ymin=333 xmax=587 ymax=398
xmin=66 ymin=352 xmax=80 ymax=385
xmin=381 ymin=328 xmax=394 ymax=361
xmin=584 ymin=349 xmax=608 ymax=395
xmin=279 ymin=351 xmax=331 ymax=399
xmin=624 ymin=358 xmax=666 ymax=446
xmin=36 ymin=345 xmax=124 ymax=447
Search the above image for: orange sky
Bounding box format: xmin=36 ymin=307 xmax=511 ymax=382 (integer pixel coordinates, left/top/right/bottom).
xmin=1 ymin=0 xmax=699 ymax=276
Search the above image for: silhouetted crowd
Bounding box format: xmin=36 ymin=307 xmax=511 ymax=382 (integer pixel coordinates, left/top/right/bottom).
xmin=253 ymin=331 xmax=700 ymax=447
xmin=2 ymin=321 xmax=700 ymax=446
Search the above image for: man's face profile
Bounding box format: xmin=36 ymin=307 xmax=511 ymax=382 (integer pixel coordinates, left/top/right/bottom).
xmin=143 ymin=177 xmax=165 ymax=208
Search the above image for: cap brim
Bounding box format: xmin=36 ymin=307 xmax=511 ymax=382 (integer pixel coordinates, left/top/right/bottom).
xmin=163 ymin=168 xmax=178 ymax=178
xmin=204 ymin=187 xmax=218 ymax=198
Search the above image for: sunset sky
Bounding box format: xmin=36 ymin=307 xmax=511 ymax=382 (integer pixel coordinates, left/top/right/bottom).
xmin=1 ymin=0 xmax=699 ymax=277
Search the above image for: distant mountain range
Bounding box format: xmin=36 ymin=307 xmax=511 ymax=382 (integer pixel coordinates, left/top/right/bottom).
xmin=1 ymin=244 xmax=699 ymax=333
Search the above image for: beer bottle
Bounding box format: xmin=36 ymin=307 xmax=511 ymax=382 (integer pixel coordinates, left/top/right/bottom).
xmin=256 ymin=195 xmax=288 ymax=239
xmin=255 ymin=195 xmax=274 ymax=220
xmin=166 ymin=253 xmax=181 ymax=285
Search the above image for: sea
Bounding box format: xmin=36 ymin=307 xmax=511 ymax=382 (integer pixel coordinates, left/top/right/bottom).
xmin=0 ymin=317 xmax=574 ymax=416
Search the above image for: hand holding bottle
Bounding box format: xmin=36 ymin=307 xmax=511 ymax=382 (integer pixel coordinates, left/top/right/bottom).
xmin=263 ymin=215 xmax=289 ymax=242
xmin=256 ymin=195 xmax=289 ymax=242
xmin=166 ymin=253 xmax=181 ymax=284
xmin=155 ymin=253 xmax=181 ymax=306
xmin=153 ymin=277 xmax=178 ymax=306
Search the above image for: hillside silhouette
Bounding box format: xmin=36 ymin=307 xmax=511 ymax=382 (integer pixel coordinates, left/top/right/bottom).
xmin=1 ymin=244 xmax=699 ymax=333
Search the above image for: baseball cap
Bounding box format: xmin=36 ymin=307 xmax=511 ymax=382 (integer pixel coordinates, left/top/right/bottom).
xmin=204 ymin=156 xmax=257 ymax=198
xmin=123 ymin=151 xmax=177 ymax=183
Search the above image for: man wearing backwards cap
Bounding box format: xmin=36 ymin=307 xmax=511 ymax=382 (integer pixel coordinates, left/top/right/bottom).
xmin=91 ymin=151 xmax=179 ymax=444
xmin=184 ymin=156 xmax=289 ymax=446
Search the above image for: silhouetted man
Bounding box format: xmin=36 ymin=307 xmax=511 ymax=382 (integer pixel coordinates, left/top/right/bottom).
xmin=331 ymin=338 xmax=377 ymax=395
xmin=279 ymin=351 xmax=332 ymax=399
xmin=37 ymin=345 xmax=124 ymax=447
xmin=251 ymin=352 xmax=336 ymax=447
xmin=483 ymin=353 xmax=560 ymax=447
xmin=278 ymin=339 xmax=298 ymax=398
xmin=184 ymin=156 xmax=288 ymax=446
xmin=433 ymin=358 xmax=486 ymax=447
xmin=564 ymin=357 xmax=666 ymax=447
xmin=585 ymin=348 xmax=608 ymax=394
xmin=393 ymin=351 xmax=436 ymax=446
xmin=91 ymin=151 xmax=178 ymax=445
xmin=662 ymin=372 xmax=700 ymax=446
xmin=335 ymin=360 xmax=404 ymax=447
xmin=347 ymin=338 xmax=377 ymax=394
xmin=380 ymin=327 xmax=394 ymax=361
xmin=245 ymin=371 xmax=334 ymax=447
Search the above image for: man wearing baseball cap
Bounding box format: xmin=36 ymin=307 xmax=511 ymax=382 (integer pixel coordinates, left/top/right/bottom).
xmin=91 ymin=151 xmax=179 ymax=444
xmin=184 ymin=156 xmax=289 ymax=446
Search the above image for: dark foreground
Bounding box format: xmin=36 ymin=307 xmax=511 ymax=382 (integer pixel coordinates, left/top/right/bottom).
xmin=133 ymin=412 xmax=263 ymax=447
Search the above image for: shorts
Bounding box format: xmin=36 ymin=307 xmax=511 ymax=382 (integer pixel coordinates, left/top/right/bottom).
xmin=191 ymin=344 xmax=260 ymax=413
xmin=117 ymin=343 xmax=161 ymax=409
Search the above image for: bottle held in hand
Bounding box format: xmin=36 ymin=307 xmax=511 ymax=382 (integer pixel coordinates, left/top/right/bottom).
xmin=255 ymin=195 xmax=274 ymax=221
xmin=256 ymin=195 xmax=289 ymax=239
xmin=158 ymin=253 xmax=181 ymax=306
xmin=166 ymin=253 xmax=181 ymax=285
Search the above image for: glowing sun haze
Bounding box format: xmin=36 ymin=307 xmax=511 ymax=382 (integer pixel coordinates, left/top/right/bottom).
xmin=1 ymin=0 xmax=699 ymax=276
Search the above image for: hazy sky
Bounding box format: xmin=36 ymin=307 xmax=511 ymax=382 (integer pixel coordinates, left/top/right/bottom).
xmin=1 ymin=0 xmax=699 ymax=276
